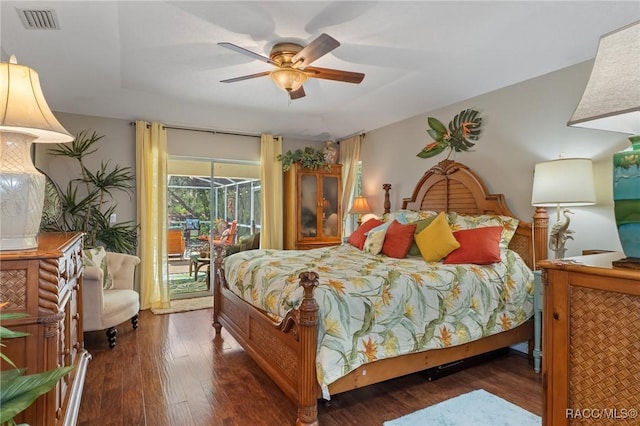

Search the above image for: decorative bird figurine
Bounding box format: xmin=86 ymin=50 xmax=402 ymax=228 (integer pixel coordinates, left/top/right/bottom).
xmin=549 ymin=208 xmax=574 ymax=259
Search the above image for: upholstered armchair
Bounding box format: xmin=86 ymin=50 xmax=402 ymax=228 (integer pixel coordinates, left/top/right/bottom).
xmin=83 ymin=252 xmax=141 ymax=348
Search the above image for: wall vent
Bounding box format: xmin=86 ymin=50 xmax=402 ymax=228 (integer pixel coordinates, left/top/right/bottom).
xmin=17 ymin=9 xmax=60 ymax=30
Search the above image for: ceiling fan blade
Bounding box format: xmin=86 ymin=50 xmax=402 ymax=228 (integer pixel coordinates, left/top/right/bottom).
xmin=218 ymin=42 xmax=275 ymax=65
xmin=291 ymin=33 xmax=340 ymax=68
xmin=220 ymin=71 xmax=271 ymax=83
xmin=289 ymin=86 xmax=306 ymax=100
xmin=304 ymin=67 xmax=365 ymax=84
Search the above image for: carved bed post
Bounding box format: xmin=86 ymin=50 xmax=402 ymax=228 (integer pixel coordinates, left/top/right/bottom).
xmin=533 ymin=206 xmax=549 ymax=267
xmin=382 ymin=184 xmax=391 ymax=214
xmin=212 ymin=245 xmax=225 ymax=334
xmin=296 ymin=271 xmax=320 ymax=426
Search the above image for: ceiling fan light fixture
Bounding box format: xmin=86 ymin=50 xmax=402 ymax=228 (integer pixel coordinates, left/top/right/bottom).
xmin=270 ymin=69 xmax=307 ymax=92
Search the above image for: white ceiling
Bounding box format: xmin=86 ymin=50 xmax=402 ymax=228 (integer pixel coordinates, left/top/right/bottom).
xmin=2 ymin=1 xmax=639 ymax=141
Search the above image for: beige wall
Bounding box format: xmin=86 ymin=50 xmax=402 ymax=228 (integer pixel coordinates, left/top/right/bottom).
xmin=35 ymin=113 xmax=137 ymax=224
xmin=361 ymin=60 xmax=628 ymax=258
xmin=35 ymin=114 xmax=321 ymax=228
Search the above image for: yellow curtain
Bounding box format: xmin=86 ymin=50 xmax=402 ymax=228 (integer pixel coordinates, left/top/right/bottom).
xmin=260 ymin=134 xmax=283 ymax=249
xmin=339 ymin=134 xmax=363 ymax=230
xmin=135 ymin=121 xmax=170 ymax=310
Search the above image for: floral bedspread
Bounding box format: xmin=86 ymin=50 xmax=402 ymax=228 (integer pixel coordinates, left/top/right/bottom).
xmin=223 ymin=244 xmax=533 ymax=398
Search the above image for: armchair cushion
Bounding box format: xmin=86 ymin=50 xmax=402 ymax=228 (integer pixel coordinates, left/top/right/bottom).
xmin=84 ymin=246 xmax=112 ymax=289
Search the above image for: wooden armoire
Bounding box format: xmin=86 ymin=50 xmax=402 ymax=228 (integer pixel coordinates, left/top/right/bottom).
xmin=284 ymin=163 xmax=342 ymax=250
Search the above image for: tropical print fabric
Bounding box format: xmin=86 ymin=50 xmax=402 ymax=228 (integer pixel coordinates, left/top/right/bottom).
xmin=223 ymin=244 xmax=533 ymax=398
xmin=84 ymin=246 xmax=112 ymax=289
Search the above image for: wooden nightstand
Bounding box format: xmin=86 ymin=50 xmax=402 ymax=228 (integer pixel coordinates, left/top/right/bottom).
xmin=538 ymin=252 xmax=640 ymax=426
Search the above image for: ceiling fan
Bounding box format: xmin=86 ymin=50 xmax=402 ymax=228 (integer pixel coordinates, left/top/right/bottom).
xmin=218 ymin=33 xmax=365 ymax=100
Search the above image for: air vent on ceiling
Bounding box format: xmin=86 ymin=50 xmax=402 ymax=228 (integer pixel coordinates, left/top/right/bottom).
xmin=17 ymin=8 xmax=60 ymax=30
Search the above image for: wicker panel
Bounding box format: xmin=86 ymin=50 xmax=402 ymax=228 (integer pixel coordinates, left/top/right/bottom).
xmin=249 ymin=319 xmax=298 ymax=385
xmin=509 ymin=233 xmax=531 ymax=267
xmin=0 ymin=269 xmax=27 ymax=309
xmin=222 ymin=297 xmax=249 ymax=333
xmin=569 ymin=286 xmax=640 ymax=425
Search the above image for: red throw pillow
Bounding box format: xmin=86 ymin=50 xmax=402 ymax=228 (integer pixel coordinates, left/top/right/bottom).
xmin=443 ymin=226 xmax=503 ymax=265
xmin=348 ymin=218 xmax=384 ymax=250
xmin=382 ymin=220 xmax=418 ymax=259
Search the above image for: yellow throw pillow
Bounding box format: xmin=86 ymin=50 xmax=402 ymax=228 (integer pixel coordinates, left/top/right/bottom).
xmin=415 ymin=212 xmax=460 ymax=262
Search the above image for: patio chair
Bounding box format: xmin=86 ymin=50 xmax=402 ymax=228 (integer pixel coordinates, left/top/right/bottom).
xmin=213 ymin=220 xmax=237 ymax=247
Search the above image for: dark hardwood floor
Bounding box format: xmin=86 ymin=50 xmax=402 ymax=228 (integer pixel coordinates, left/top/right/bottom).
xmin=78 ymin=308 xmax=542 ymax=426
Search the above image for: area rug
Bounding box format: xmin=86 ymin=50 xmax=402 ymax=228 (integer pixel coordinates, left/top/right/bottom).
xmin=169 ymin=272 xmax=209 ymax=296
xmin=150 ymin=297 xmax=213 ymax=315
xmin=384 ymin=389 xmax=541 ymax=426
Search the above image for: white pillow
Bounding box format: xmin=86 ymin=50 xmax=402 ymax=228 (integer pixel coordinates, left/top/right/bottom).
xmin=363 ymin=228 xmax=387 ymax=255
xmin=84 ymin=246 xmax=113 ymax=289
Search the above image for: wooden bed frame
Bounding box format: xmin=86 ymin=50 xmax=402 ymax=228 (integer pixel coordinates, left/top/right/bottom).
xmin=213 ymin=160 xmax=549 ymax=426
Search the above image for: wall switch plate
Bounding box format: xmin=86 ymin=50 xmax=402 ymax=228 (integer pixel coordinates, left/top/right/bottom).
xmin=109 ymin=213 xmax=117 ymax=223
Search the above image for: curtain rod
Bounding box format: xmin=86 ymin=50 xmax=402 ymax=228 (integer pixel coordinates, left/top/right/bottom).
xmin=130 ymin=121 xmax=260 ymax=139
xmin=337 ymin=131 xmax=366 ymax=143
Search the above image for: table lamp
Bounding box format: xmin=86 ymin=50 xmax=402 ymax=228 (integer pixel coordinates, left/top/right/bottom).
xmin=531 ymin=158 xmax=596 ymax=259
xmin=0 ymin=55 xmax=73 ymax=250
xmin=567 ymin=21 xmax=640 ymax=266
xmin=349 ymin=196 xmax=371 ymax=226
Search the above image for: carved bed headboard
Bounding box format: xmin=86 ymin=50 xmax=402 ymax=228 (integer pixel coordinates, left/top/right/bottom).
xmin=382 ymin=160 xmax=548 ymax=269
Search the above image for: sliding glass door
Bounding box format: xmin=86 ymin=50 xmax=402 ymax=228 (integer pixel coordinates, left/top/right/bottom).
xmin=166 ymin=157 xmax=260 ymax=300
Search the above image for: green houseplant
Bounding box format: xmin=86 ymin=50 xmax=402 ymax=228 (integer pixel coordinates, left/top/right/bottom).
xmin=277 ymin=147 xmax=330 ymax=172
xmin=0 ymin=304 xmax=74 ymax=425
xmin=44 ymin=130 xmax=138 ymax=254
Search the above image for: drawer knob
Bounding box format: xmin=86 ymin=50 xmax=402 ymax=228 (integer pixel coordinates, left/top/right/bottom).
xmin=75 ymin=313 xmax=81 ymax=320
xmin=553 ymin=312 xmax=559 ymax=320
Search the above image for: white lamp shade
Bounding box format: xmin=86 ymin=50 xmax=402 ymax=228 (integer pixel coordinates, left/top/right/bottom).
xmin=531 ymin=158 xmax=596 ymax=207
xmin=0 ymin=56 xmax=73 ymax=143
xmin=567 ymin=21 xmax=640 ymax=135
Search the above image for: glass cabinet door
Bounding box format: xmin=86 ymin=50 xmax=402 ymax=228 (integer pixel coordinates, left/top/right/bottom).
xmin=321 ymin=175 xmax=339 ymax=238
xmin=299 ymin=174 xmax=318 ymax=238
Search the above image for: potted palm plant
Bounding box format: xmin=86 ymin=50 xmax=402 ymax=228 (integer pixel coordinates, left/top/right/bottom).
xmin=43 ymin=130 xmax=138 ymax=254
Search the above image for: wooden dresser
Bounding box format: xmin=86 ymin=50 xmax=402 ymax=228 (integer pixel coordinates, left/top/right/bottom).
xmin=284 ymin=163 xmax=342 ymax=250
xmin=539 ymin=252 xmax=640 ymax=425
xmin=0 ymin=232 xmax=91 ymax=426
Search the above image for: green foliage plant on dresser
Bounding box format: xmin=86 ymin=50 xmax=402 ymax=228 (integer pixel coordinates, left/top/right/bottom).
xmin=44 ymin=130 xmax=138 ymax=254
xmin=277 ymin=146 xmax=331 ymax=172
